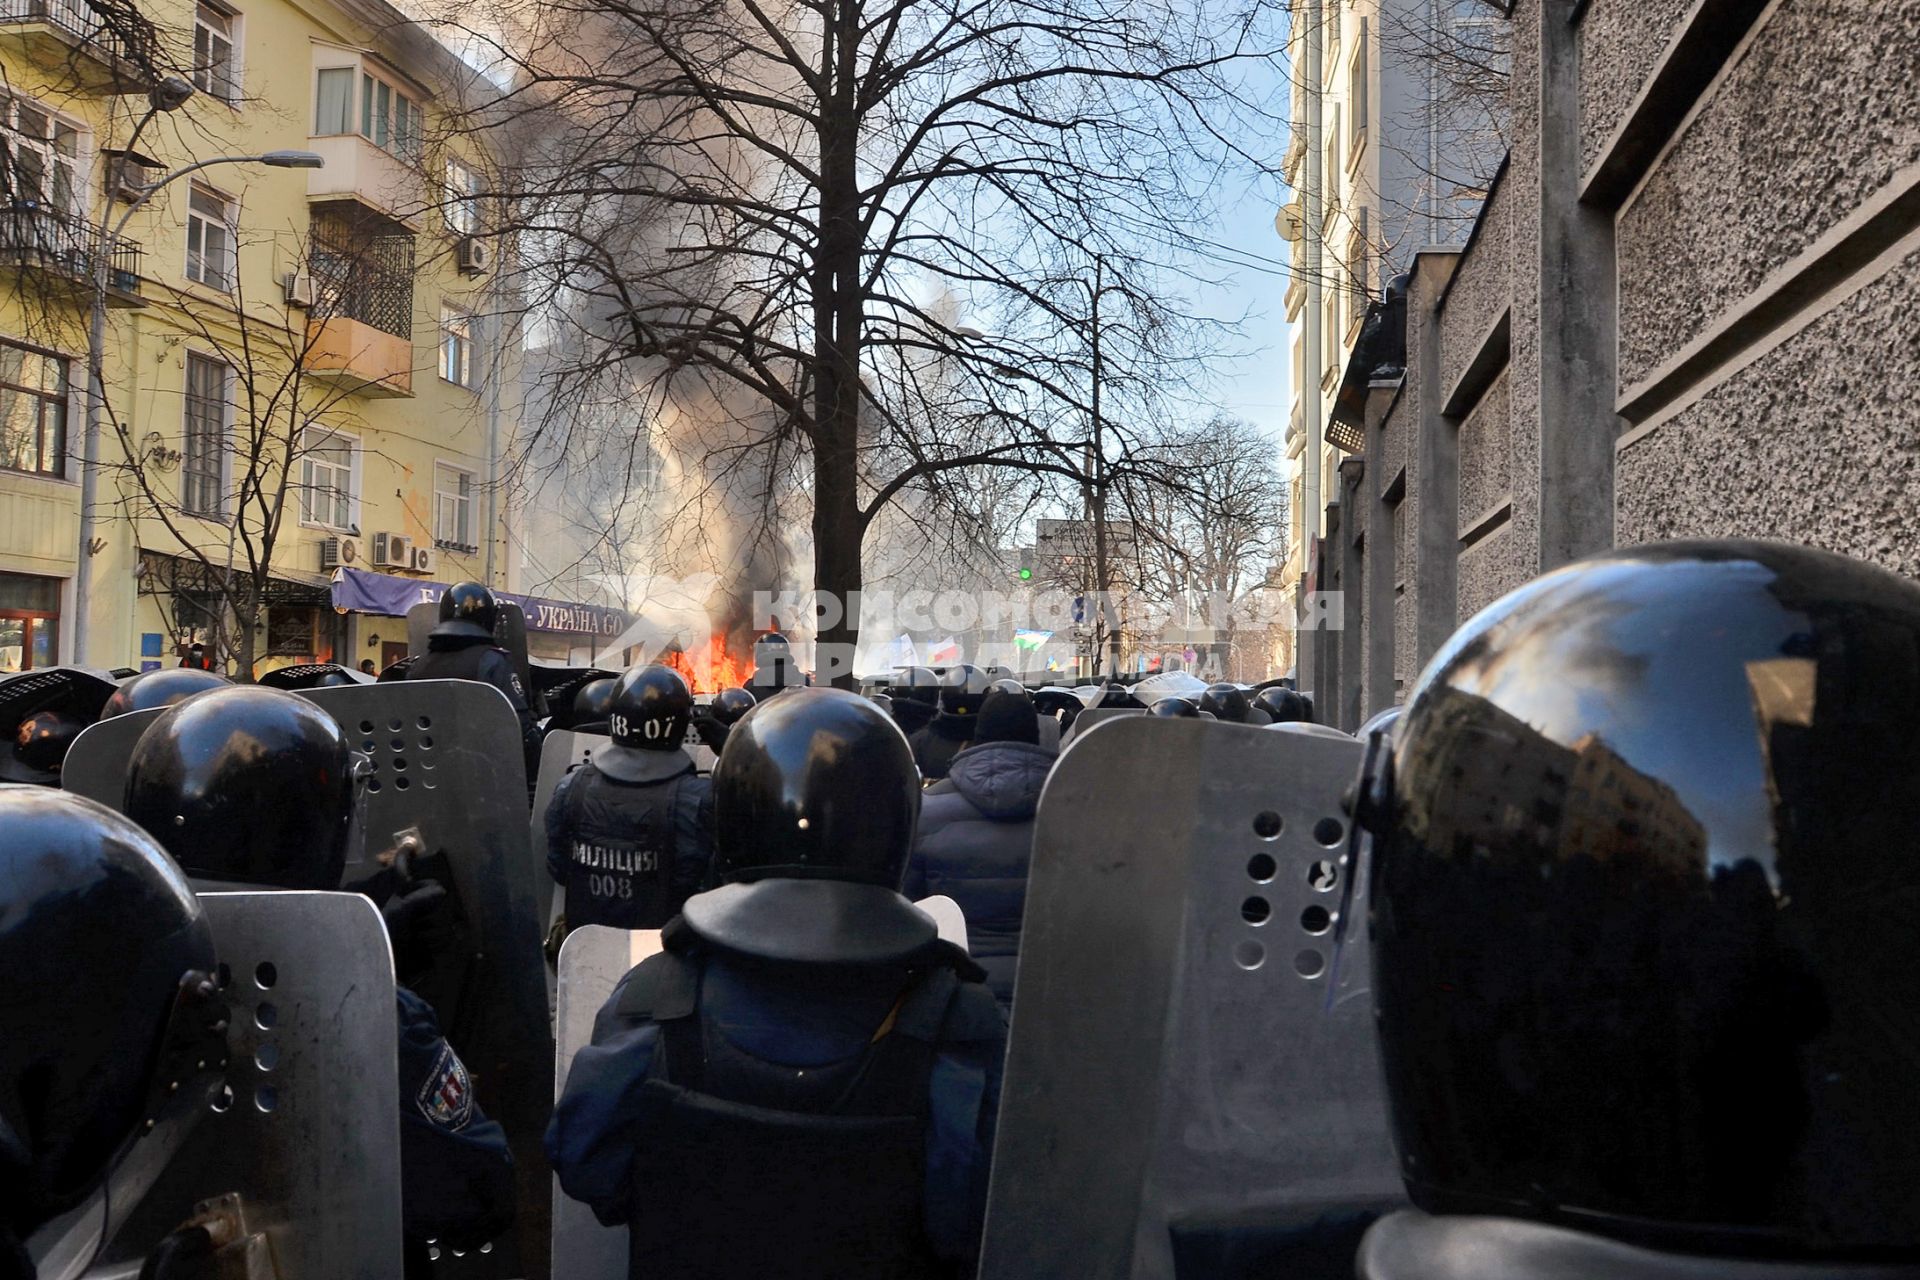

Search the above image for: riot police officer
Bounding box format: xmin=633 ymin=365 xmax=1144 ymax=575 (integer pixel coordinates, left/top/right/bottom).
xmin=1149 ymin=695 xmax=1202 ymax=718
xmin=1354 ymin=540 xmax=1920 ymax=1279
xmin=122 ymin=686 xmax=516 ymax=1275
xmin=691 ymin=685 xmax=756 ymax=757
xmin=1198 ymin=683 xmax=1254 ymax=724
xmin=0 ymin=789 xmax=228 ymax=1278
xmin=1252 ymin=685 xmax=1309 ymax=724
xmin=547 ymin=688 xmax=1006 ymax=1279
xmin=542 ymin=664 xmax=714 ymax=933
xmin=0 ymin=708 xmax=85 ymax=785
xmin=888 ymin=665 xmax=942 ymax=737
xmin=743 ymin=630 xmax=809 ymax=702
xmin=98 ymin=666 xmax=230 ymax=718
xmin=405 ymin=582 xmax=539 ymax=778
xmin=910 ymin=664 xmax=988 ymax=781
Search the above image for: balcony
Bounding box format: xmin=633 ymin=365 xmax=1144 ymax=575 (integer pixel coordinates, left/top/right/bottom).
xmin=306 ymin=135 xmax=426 ymax=229
xmin=0 ymin=203 xmax=144 ymax=306
xmin=304 ymin=228 xmax=415 ymax=397
xmin=0 ymin=0 xmax=158 ymax=92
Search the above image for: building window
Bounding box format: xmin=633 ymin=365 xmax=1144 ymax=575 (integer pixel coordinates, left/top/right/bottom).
xmin=0 ymin=341 xmax=68 ymax=478
xmin=314 ymin=66 xmax=354 ymax=134
xmin=185 ymin=184 xmax=236 ymax=289
xmin=0 ymin=570 xmax=60 ymax=672
xmin=192 ymin=3 xmax=240 ymax=103
xmin=299 ymin=427 xmax=357 ymax=530
xmin=1324 ymin=292 xmax=1340 ymax=377
xmin=440 ymin=307 xmax=473 ymax=386
xmin=361 ymin=72 xmax=422 ymax=159
xmin=1348 ymin=20 xmax=1369 ymax=154
xmin=445 ymin=158 xmax=481 ymax=235
xmin=434 ymin=462 xmax=475 ymax=549
xmin=0 ymin=95 xmax=84 ymax=215
xmin=1323 ymin=104 xmax=1341 ymax=215
xmin=182 ymin=352 xmax=230 ymax=517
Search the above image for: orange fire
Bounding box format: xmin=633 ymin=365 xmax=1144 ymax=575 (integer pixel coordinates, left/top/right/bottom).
xmin=660 ymin=635 xmax=755 ymax=694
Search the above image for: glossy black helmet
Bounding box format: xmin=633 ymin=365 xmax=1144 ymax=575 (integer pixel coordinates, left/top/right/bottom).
xmin=608 ymin=663 xmax=693 ymax=751
xmin=125 ymin=686 xmax=356 ymax=890
xmin=1252 ymin=685 xmax=1308 ymax=724
xmin=708 ymin=686 xmax=757 ymax=727
xmin=754 ymin=631 xmax=792 ymax=664
xmin=895 ymin=666 xmax=941 ymax=705
xmin=573 ymin=676 xmax=617 ymax=722
xmin=0 ymin=789 xmax=222 ymax=1237
xmin=432 ymin=581 xmax=499 ymax=641
xmin=99 ymin=667 xmax=231 ymax=719
xmin=1150 ymin=695 xmax=1201 ymax=718
xmin=9 ymin=708 xmax=84 ymax=780
xmin=690 ymin=688 xmax=932 ymax=965
xmin=1198 ymin=683 xmax=1250 ymax=723
xmin=1362 ymin=540 xmax=1920 ymax=1259
xmin=939 ymin=664 xmax=989 ymax=715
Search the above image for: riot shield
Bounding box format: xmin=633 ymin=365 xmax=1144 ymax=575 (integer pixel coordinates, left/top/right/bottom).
xmin=257 ymin=662 xmax=375 ymax=689
xmin=410 ymin=600 xmax=536 ymax=714
xmin=1059 ymin=705 xmax=1143 ymax=748
xmin=66 ymin=684 xmax=556 ymax=1278
xmin=529 ymin=729 xmax=609 ymax=942
xmin=550 ymin=925 xmax=646 ymax=1280
xmin=83 ymin=891 xmax=402 ymax=1276
xmin=0 ymin=664 xmax=118 ymax=729
xmin=301 ymin=680 xmax=554 ymax=1279
xmin=981 ymin=717 xmax=1402 ymax=1280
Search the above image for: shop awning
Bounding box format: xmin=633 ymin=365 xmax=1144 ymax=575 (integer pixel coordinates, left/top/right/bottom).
xmin=330 ymin=565 xmax=631 ymax=637
xmin=138 ymin=550 xmax=335 ymax=606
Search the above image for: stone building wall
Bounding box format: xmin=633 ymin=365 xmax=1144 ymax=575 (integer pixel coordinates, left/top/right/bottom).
xmin=1309 ymin=0 xmax=1920 ymax=729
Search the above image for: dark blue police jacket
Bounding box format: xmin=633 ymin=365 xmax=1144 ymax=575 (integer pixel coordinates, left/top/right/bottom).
xmin=546 ymin=941 xmax=1005 ymax=1271
xmin=397 ymin=986 xmax=517 ymax=1249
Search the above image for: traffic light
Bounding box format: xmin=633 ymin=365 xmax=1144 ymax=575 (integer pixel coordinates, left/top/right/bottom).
xmin=1016 ymin=545 xmax=1034 ymax=581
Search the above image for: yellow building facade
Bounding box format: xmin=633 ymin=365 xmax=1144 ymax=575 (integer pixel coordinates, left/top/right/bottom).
xmin=0 ymin=0 xmax=519 ymax=676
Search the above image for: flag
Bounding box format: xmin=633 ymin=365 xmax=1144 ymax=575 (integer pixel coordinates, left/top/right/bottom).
xmin=1013 ymin=629 xmax=1052 ymax=651
xmin=928 ymin=637 xmax=961 ymax=665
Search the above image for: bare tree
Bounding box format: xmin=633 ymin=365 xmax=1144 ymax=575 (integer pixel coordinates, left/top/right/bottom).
xmin=436 ymin=0 xmax=1286 ymax=681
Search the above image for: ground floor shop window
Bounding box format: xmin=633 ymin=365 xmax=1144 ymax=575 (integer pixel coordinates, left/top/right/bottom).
xmin=0 ymin=570 xmax=61 ymax=671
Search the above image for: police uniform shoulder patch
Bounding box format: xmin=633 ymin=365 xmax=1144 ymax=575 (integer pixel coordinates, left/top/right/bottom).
xmin=416 ymin=1041 xmax=475 ymax=1131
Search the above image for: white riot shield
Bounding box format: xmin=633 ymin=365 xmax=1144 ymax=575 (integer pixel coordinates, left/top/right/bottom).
xmin=981 ymin=717 xmax=1403 ymax=1280
xmin=1059 ymin=705 xmax=1144 ymax=749
xmin=550 ymin=925 xmax=653 ymax=1280
xmin=73 ymin=892 xmax=402 ymax=1277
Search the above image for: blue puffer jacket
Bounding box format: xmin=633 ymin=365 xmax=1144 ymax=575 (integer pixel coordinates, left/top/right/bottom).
xmin=904 ymin=740 xmax=1056 ymax=1007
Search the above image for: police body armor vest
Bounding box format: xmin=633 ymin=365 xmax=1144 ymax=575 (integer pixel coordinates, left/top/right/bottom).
xmin=407 ymin=644 xmax=491 ymax=682
xmin=562 ymin=763 xmax=687 ymax=930
xmin=618 ymin=948 xmax=964 ymax=1280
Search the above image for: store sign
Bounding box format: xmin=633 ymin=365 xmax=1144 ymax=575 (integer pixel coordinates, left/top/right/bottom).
xmin=331 ymin=567 xmax=630 ymax=636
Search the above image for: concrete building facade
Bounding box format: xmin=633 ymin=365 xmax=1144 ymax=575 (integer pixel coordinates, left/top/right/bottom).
xmin=1307 ymin=0 xmax=1920 ymax=729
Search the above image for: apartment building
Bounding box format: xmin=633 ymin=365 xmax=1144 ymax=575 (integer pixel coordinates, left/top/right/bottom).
xmin=0 ymin=0 xmax=531 ymax=675
xmin=1275 ymin=0 xmax=1503 ymax=686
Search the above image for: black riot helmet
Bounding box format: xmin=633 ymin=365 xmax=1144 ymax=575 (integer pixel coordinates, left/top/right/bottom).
xmin=708 ymin=686 xmax=757 ymax=727
xmin=1361 ymin=540 xmax=1920 ymax=1260
xmin=0 ymin=789 xmax=223 ymax=1239
xmin=9 ymin=708 xmax=84 ymax=779
xmin=609 ymin=664 xmax=693 ymax=751
xmin=1198 ymin=683 xmax=1250 ymax=723
xmin=939 ymin=664 xmax=989 ymax=716
xmin=691 ymin=688 xmax=933 ymax=965
xmin=1150 ymin=695 xmax=1201 ymax=718
xmin=125 ymin=686 xmax=356 ymax=890
xmin=1252 ymin=685 xmax=1308 ymax=724
xmin=432 ymin=581 xmax=499 ymax=641
xmin=754 ymin=631 xmax=792 ymax=665
xmin=988 ymin=677 xmax=1027 ymax=699
xmin=895 ymin=666 xmax=941 ymax=705
xmin=99 ymin=667 xmax=231 ymax=719
xmin=573 ymin=676 xmax=617 ymax=722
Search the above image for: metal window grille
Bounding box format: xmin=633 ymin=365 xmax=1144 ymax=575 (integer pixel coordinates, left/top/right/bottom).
xmin=310 ymin=221 xmax=414 ymax=339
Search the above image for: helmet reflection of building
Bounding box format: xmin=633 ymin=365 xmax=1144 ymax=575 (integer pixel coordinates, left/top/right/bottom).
xmin=1365 ymin=539 xmax=1920 ymax=1262
xmin=99 ymin=667 xmax=232 ymax=718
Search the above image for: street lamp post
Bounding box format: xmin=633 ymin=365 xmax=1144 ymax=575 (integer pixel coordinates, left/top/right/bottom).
xmin=69 ymin=145 xmax=323 ymax=666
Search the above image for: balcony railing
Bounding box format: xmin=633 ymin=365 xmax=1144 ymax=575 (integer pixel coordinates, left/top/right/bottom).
xmin=0 ymin=202 xmax=143 ymax=297
xmin=310 ymin=231 xmax=414 ymax=339
xmin=0 ymin=0 xmax=159 ymax=75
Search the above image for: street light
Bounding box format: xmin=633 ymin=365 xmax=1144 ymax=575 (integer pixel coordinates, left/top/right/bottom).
xmin=69 ymin=148 xmax=325 ymax=665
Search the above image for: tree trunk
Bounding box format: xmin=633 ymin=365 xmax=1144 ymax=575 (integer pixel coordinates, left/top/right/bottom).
xmin=810 ymin=0 xmax=866 ymax=689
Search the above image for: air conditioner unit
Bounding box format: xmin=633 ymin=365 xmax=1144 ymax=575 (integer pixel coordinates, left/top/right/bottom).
xmin=456 ymin=237 xmax=491 ymax=274
xmin=110 ymin=155 xmax=157 ymax=204
xmin=410 ymin=546 xmax=436 ymax=576
xmin=283 ymin=270 xmax=315 ymax=308
xmin=319 ymin=536 xmax=360 ymax=569
xmin=371 ymin=531 xmax=414 ymax=568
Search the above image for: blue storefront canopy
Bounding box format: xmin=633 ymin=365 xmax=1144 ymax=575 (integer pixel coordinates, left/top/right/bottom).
xmin=330 ymin=566 xmax=630 ymax=637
